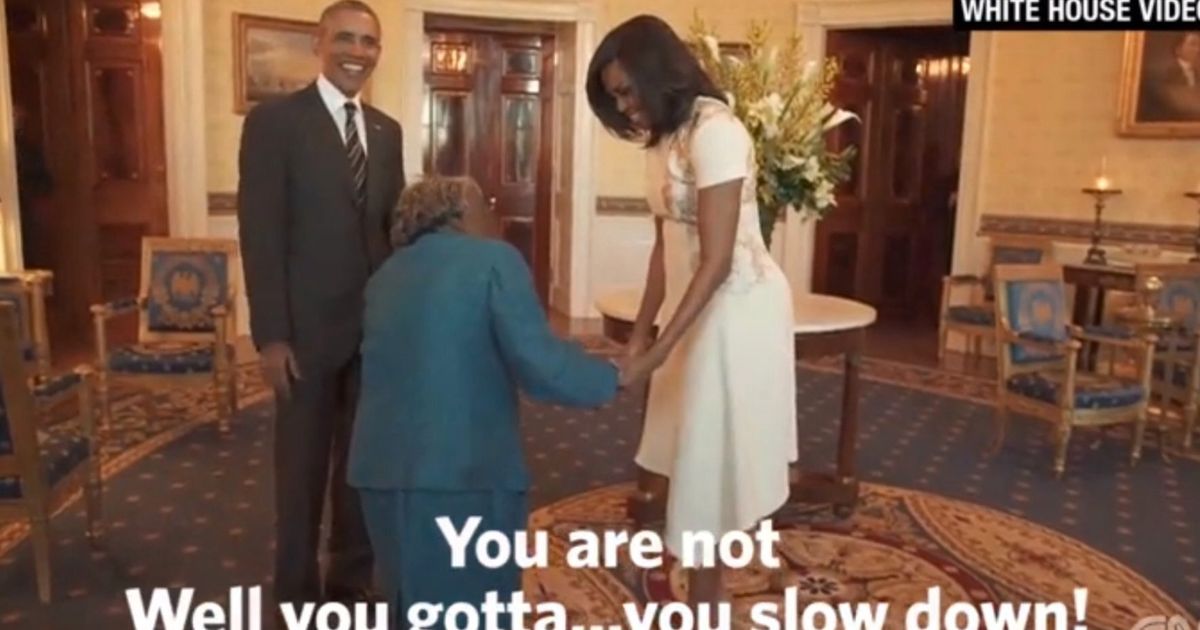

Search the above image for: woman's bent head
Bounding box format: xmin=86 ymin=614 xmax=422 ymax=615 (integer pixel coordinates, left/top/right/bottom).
xmin=586 ymin=14 xmax=723 ymax=147
xmin=390 ymin=176 xmax=492 ymax=246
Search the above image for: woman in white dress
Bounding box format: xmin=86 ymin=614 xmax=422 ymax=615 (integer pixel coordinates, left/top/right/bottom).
xmin=587 ymin=15 xmax=797 ymax=603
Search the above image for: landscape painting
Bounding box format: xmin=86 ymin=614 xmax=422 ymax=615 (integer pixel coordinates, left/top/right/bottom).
xmin=234 ymin=13 xmax=320 ymax=113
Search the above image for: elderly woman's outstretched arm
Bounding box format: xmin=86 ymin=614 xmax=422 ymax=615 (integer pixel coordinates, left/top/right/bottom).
xmin=488 ymin=242 xmax=619 ymax=407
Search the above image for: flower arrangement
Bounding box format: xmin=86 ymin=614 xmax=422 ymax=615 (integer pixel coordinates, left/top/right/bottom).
xmin=687 ymin=16 xmax=858 ymax=247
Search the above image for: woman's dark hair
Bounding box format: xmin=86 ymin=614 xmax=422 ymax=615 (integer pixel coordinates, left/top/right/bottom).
xmin=586 ymin=15 xmax=725 ymax=147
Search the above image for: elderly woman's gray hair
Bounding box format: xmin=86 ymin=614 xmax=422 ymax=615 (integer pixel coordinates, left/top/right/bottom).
xmin=389 ymin=176 xmax=484 ymax=247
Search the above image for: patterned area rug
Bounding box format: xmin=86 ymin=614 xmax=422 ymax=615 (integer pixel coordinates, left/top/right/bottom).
xmin=524 ymin=483 xmax=1188 ymax=630
xmin=1 ymin=337 xmax=1197 ymax=628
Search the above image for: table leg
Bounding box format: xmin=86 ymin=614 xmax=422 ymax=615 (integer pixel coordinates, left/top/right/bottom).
xmin=790 ymin=331 xmax=863 ymax=517
xmin=627 ymin=467 xmax=668 ymax=528
xmin=834 ymin=343 xmax=862 ymax=514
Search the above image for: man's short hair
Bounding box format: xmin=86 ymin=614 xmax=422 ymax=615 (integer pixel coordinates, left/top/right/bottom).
xmin=320 ymin=0 xmax=378 ymax=25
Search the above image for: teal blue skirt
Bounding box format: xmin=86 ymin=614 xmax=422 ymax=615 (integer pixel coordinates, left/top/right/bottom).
xmin=359 ymin=489 xmax=527 ymax=626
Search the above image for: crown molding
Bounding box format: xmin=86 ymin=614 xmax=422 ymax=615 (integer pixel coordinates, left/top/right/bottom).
xmin=403 ymin=0 xmax=599 ymax=22
xmin=795 ymin=0 xmax=951 ymax=26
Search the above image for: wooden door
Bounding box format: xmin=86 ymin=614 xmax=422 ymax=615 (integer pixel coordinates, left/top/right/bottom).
xmin=422 ymin=16 xmax=555 ymax=303
xmin=815 ymin=28 xmax=969 ymax=323
xmin=5 ymin=0 xmax=168 ymax=351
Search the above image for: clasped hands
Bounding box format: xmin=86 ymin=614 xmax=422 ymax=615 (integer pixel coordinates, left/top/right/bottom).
xmin=614 ymin=337 xmax=669 ymax=388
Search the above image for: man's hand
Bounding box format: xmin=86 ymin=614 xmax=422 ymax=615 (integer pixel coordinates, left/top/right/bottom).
xmin=260 ymin=342 xmax=301 ymax=400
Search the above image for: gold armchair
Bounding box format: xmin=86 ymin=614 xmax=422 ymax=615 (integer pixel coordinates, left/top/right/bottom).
xmin=1119 ymin=262 xmax=1200 ymax=450
xmin=0 ymin=302 xmax=101 ymax=603
xmin=0 ymin=269 xmax=53 ymax=379
xmin=91 ymin=237 xmax=239 ymax=434
xmin=939 ymin=236 xmax=1054 ymax=364
xmin=991 ymin=263 xmax=1155 ymax=477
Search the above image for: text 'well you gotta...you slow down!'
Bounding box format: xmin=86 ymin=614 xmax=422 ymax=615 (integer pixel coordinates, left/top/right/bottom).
xmin=121 ymin=519 xmax=1107 ymax=630
xmin=954 ymin=0 xmax=1200 ymax=28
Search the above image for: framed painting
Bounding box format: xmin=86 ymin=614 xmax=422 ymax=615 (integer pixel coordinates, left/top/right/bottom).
xmin=1116 ymin=31 xmax=1200 ymax=137
xmin=233 ymin=13 xmax=320 ymax=113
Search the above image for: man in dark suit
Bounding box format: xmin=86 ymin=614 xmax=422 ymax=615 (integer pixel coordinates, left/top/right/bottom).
xmin=236 ymin=0 xmax=404 ymax=606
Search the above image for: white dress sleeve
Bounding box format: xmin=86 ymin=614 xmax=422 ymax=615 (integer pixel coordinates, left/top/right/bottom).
xmin=689 ymin=109 xmax=752 ymax=188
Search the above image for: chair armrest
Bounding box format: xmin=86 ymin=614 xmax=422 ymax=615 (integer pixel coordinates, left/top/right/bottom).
xmin=71 ymin=365 xmax=98 ymax=440
xmin=90 ymin=296 xmax=143 ymax=320
xmin=943 ymin=274 xmax=983 ymax=285
xmin=999 ymin=328 xmax=1080 ymax=353
xmin=91 ymin=298 xmax=143 ymax=364
xmin=1070 ymin=324 xmax=1156 ymax=351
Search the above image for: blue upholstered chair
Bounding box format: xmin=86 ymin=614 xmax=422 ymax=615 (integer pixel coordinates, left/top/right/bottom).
xmin=0 ymin=270 xmax=87 ymax=420
xmin=1115 ymin=263 xmax=1200 ymax=451
xmin=939 ymin=237 xmax=1054 ymax=365
xmin=0 ymin=302 xmax=101 ymax=603
xmin=0 ymin=270 xmax=53 ymax=378
xmin=90 ymin=237 xmax=238 ymax=434
xmin=991 ymin=263 xmax=1155 ymax=477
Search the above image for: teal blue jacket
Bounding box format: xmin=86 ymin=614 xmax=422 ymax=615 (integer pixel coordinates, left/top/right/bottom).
xmin=347 ymin=231 xmax=619 ymax=491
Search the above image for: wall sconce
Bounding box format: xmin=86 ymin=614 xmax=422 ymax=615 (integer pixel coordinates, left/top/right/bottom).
xmin=432 ymin=43 xmax=472 ymax=74
xmin=140 ymin=1 xmax=161 ymax=19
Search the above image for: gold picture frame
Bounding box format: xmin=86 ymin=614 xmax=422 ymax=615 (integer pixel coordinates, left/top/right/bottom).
xmin=233 ymin=13 xmax=320 ymax=114
xmin=1116 ymin=30 xmax=1200 ymax=138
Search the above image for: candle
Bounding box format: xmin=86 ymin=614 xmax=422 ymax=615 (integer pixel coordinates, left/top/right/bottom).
xmin=1093 ymin=156 xmax=1110 ymax=190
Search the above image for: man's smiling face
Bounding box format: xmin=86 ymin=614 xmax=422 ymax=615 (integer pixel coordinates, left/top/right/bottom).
xmin=315 ymin=7 xmax=381 ymax=97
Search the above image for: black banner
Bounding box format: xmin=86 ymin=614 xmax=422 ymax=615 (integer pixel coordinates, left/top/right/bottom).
xmin=953 ymin=0 xmax=1200 ymax=29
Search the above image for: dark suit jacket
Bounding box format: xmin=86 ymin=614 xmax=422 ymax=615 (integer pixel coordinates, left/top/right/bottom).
xmin=237 ymin=82 xmax=405 ymax=371
xmin=348 ymin=231 xmax=618 ymax=491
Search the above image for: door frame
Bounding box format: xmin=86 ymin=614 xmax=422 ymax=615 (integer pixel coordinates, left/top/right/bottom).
xmin=791 ymin=0 xmax=997 ymax=291
xmin=421 ymin=14 xmax=557 ymax=304
xmin=401 ymin=0 xmax=600 ymax=317
xmin=0 ymin=4 xmax=23 ymax=268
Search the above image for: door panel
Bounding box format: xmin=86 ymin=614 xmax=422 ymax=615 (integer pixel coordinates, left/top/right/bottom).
xmin=423 ymin=18 xmax=555 ymax=303
xmin=815 ymin=27 xmax=968 ymax=323
xmin=80 ymin=0 xmax=168 ymax=302
xmin=5 ymin=0 xmax=168 ymax=352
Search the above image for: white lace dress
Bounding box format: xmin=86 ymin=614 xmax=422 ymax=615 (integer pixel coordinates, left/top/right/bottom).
xmin=636 ymin=96 xmax=798 ymax=559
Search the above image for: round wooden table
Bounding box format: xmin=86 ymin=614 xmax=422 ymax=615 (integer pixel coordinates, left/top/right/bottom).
xmin=595 ymin=288 xmax=877 ymax=522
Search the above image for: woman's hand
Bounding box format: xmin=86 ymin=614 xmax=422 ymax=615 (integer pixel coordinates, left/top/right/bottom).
xmin=624 ymin=334 xmax=651 ymax=359
xmin=618 ymin=343 xmax=670 ymax=387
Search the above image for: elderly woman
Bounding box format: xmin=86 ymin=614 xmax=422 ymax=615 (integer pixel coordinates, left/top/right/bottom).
xmin=347 ymin=176 xmax=619 ymax=621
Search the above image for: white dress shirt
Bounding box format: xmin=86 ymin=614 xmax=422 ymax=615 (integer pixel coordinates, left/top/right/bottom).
xmin=317 ymin=73 xmax=368 ymax=155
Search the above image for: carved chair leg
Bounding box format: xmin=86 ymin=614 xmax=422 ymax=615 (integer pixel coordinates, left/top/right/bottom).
xmin=228 ymin=367 xmax=239 ymax=415
xmin=988 ymin=402 xmax=1009 ymax=457
xmin=140 ymin=389 xmax=157 ymax=429
xmin=80 ymin=379 xmax=104 ymax=547
xmin=96 ymin=371 xmax=112 ymax=433
xmin=85 ymin=465 xmax=105 ymax=549
xmin=1185 ymin=401 xmax=1197 ymax=450
xmin=29 ymin=507 xmax=53 ymax=603
xmin=1131 ymin=411 xmax=1148 ymax=467
xmin=1053 ymin=423 xmax=1073 ymax=479
xmin=214 ymin=370 xmax=232 ymax=435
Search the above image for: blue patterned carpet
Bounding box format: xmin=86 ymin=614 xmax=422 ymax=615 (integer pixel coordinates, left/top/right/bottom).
xmin=0 ymin=364 xmax=1197 ymax=628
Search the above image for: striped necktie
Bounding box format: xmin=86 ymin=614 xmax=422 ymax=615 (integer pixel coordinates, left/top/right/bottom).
xmin=344 ymin=101 xmax=367 ymax=212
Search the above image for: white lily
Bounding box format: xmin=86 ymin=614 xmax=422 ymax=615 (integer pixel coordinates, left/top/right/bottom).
xmin=702 ymin=35 xmax=720 ymax=62
xmin=823 ymin=107 xmax=858 ymax=131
